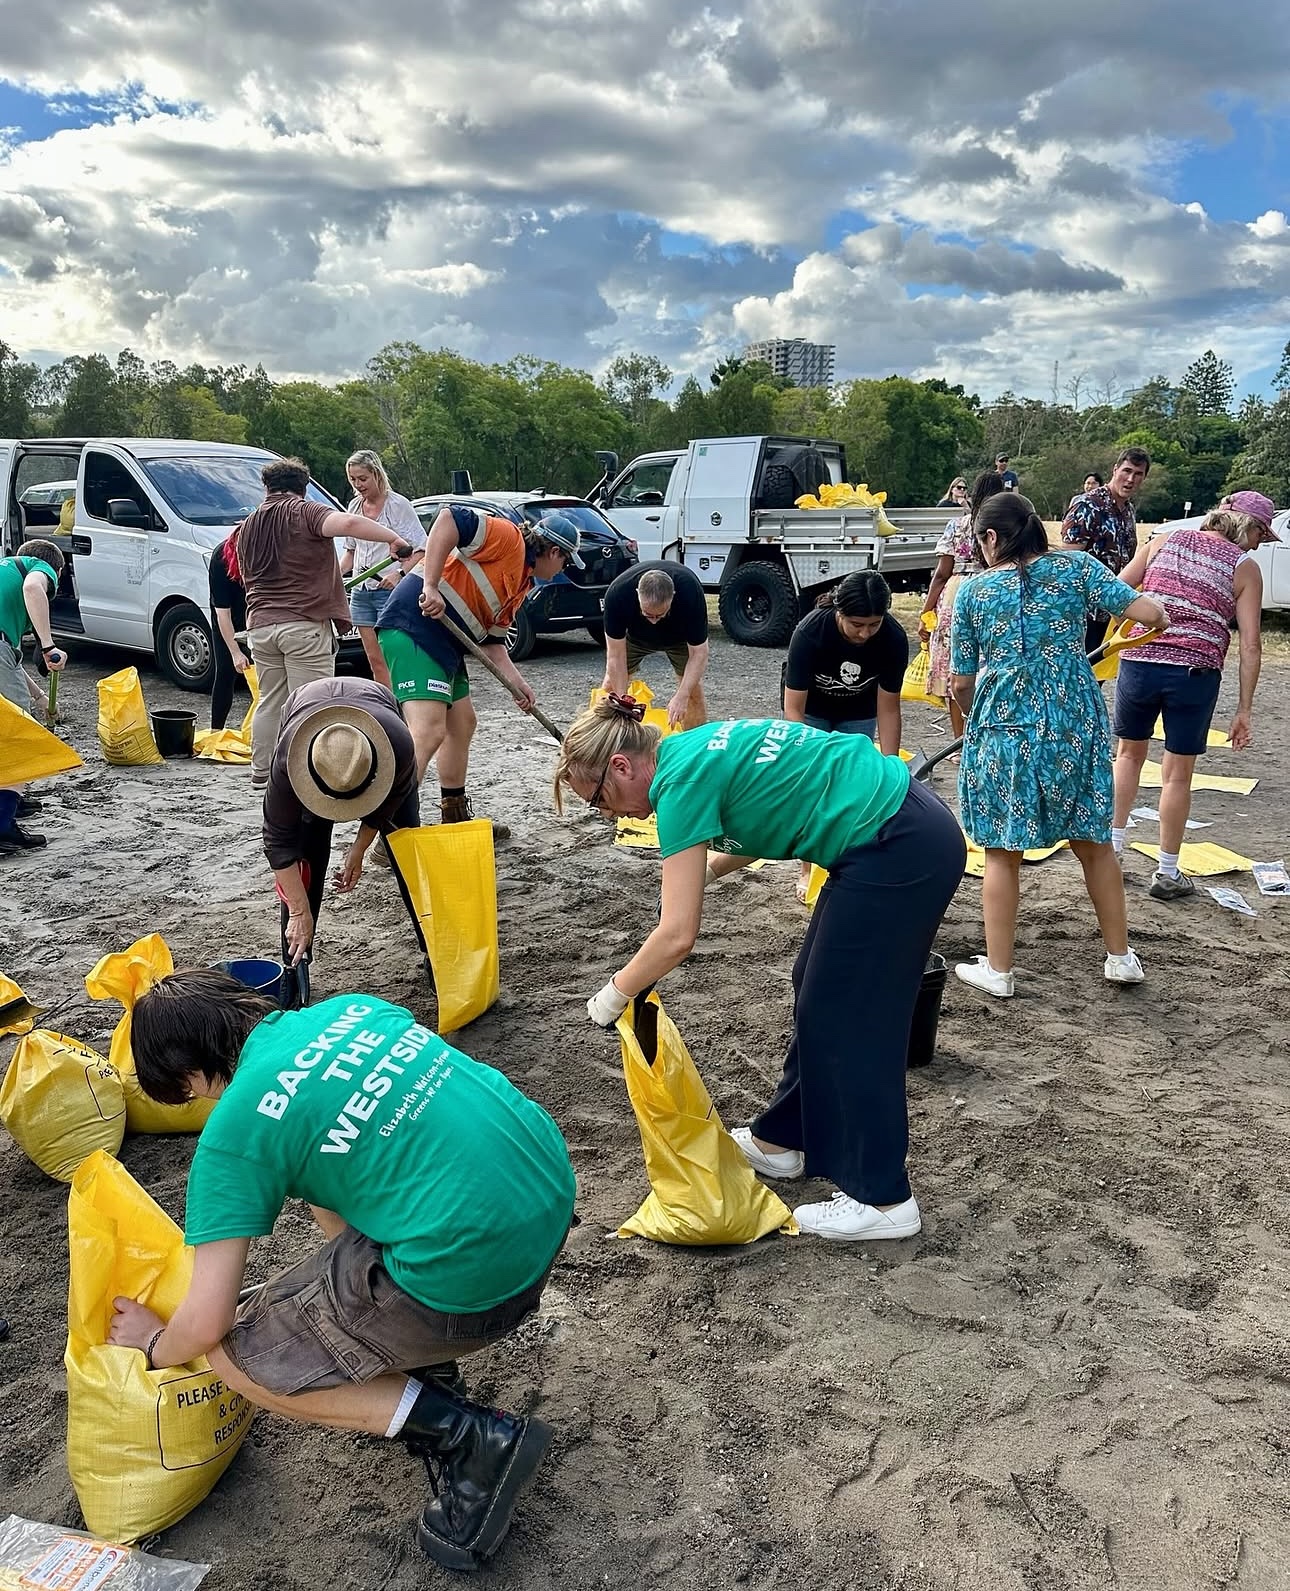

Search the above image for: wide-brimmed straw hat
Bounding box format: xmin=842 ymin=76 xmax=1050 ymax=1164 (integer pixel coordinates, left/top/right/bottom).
xmin=285 ymin=703 xmax=396 ymax=820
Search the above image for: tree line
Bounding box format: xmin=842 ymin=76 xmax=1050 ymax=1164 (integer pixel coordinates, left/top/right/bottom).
xmin=1 ymin=336 xmax=1285 ymax=518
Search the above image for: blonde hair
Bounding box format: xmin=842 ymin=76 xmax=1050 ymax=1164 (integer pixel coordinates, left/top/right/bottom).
xmin=552 ymin=700 xmax=661 ymax=814
xmin=1202 ymin=508 xmax=1260 ymax=546
xmin=346 ymin=449 xmax=390 ymax=497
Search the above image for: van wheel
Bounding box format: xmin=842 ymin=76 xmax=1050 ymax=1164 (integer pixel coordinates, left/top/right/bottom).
xmin=718 ymin=561 xmax=797 ymax=647
xmin=506 ymin=605 xmax=537 ymax=662
xmin=157 ymin=603 xmax=215 ymax=692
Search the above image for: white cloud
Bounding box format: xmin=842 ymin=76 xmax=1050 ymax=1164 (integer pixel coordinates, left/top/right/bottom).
xmin=0 ymin=0 xmax=1287 ymax=395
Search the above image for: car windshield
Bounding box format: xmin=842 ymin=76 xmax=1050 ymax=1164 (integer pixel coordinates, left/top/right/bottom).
xmin=140 ymin=455 xmax=336 ymax=526
xmin=517 ymin=503 xmax=614 ymax=538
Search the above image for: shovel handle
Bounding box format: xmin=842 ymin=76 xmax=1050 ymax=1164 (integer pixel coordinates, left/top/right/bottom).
xmin=46 ymin=669 xmax=59 ymax=726
xmin=436 ymin=611 xmax=566 ymax=745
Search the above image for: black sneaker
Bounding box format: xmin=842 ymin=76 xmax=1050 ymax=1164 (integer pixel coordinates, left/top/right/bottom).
xmin=0 ymin=823 xmax=48 ymax=855
xmin=1148 ymin=869 xmax=1196 ymax=902
xmin=401 ymin=1382 xmax=551 ymax=1571
xmin=16 ymin=796 xmax=43 ymax=817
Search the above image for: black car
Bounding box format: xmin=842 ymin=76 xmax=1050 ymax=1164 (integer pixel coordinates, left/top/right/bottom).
xmin=413 ymin=492 xmax=638 ymax=659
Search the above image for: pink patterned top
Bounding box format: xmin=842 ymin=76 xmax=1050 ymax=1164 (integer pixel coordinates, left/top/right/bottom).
xmin=1131 ymin=530 xmax=1242 ymax=671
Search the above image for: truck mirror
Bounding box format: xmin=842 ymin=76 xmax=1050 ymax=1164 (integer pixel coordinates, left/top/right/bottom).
xmin=451 ymin=469 xmax=474 ymax=496
xmin=589 ymin=451 xmax=619 ymax=505
xmin=106 ymin=498 xmax=151 ymax=530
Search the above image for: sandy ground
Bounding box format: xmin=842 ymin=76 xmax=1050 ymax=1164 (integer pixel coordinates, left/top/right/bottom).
xmin=2 ymin=619 xmax=1288 ymax=1591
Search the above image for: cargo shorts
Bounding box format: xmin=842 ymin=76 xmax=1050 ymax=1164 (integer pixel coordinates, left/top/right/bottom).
xmin=625 ymin=636 xmax=689 ymax=678
xmin=222 ymin=1225 xmax=557 ymax=1395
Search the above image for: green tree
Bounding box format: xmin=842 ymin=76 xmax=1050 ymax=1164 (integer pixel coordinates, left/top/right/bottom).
xmin=255 ymin=381 xmax=383 ymax=497
xmin=770 ymin=383 xmax=835 ymax=436
xmin=53 ymin=354 xmax=125 ymax=433
xmin=0 ymin=339 xmax=40 ymax=435
xmin=1179 ymin=349 xmax=1234 ymax=417
xmin=1273 ymin=340 xmax=1290 ymax=394
xmin=706 ymin=362 xmax=777 ymax=436
xmin=1224 ymin=391 xmax=1290 ymax=502
xmin=667 ymin=375 xmax=710 ymax=444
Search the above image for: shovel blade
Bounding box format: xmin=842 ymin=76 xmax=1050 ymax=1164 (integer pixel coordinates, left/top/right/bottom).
xmin=907 ymin=749 xmax=930 ymax=781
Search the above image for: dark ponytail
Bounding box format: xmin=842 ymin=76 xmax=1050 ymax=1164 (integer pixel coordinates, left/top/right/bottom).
xmin=973 ymin=492 xmax=1048 ymax=563
xmin=817 ymin=570 xmax=891 ymax=616
xmin=967 ymin=470 xmax=1006 ymax=521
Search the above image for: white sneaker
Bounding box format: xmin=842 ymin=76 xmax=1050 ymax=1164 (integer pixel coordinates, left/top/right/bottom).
xmin=730 ymin=1126 xmax=805 ymax=1180
xmin=1104 ymin=948 xmax=1145 ymax=984
xmin=793 ymin=1192 xmax=922 ymax=1242
xmin=954 ymin=955 xmax=1015 ymax=998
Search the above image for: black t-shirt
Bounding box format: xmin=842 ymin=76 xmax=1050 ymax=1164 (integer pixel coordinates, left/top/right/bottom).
xmin=208 ymin=537 xmax=246 ymax=626
xmin=603 ymin=562 xmax=708 ymax=650
xmin=783 ymin=608 xmax=909 ymax=723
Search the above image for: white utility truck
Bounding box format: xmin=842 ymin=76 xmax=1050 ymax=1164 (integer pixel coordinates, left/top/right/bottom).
xmin=589 ymin=435 xmax=946 ymax=646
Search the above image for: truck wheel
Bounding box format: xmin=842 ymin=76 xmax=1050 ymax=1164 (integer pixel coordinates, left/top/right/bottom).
xmin=584 ymin=622 xmax=606 ymax=647
xmin=156 ymin=603 xmax=214 ymax=692
xmin=506 ymin=605 xmax=537 ymax=662
xmin=719 ymin=561 xmax=798 ymax=647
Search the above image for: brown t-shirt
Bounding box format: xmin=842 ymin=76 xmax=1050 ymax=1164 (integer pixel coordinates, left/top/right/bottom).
xmin=239 ymin=493 xmax=349 ymax=630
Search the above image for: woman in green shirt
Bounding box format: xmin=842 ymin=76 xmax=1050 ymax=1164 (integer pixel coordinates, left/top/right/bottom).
xmin=555 ymin=695 xmax=966 ymax=1243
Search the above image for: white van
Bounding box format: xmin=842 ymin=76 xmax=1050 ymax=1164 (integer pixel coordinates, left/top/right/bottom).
xmin=1 ymin=437 xmax=343 ymax=689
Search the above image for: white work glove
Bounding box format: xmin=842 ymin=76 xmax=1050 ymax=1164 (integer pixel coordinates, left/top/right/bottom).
xmin=586 ymin=978 xmax=631 ymax=1028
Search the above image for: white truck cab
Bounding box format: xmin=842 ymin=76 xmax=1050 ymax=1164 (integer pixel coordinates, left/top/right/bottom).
xmin=1 ymin=437 xmax=340 ymax=689
xmin=592 ymin=436 xmax=944 ymax=646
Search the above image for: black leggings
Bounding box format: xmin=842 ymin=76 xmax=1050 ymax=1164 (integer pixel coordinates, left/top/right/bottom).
xmin=753 ymin=779 xmax=966 ymax=1205
xmin=210 ymin=600 xmax=247 ymax=730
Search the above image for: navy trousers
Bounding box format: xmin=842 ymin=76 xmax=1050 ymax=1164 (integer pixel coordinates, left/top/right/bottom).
xmin=753 ymin=778 xmax=966 ymax=1206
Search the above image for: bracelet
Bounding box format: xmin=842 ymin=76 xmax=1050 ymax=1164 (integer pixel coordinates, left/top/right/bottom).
xmin=41 ymin=643 xmax=57 ymax=654
xmin=144 ymin=1327 xmax=165 ymax=1370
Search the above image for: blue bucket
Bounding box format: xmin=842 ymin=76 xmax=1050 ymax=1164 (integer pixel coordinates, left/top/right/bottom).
xmin=211 ymin=957 xmax=286 ymax=1005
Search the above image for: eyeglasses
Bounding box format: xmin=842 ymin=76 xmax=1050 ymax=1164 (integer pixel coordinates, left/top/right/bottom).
xmin=586 ymin=759 xmax=613 ymax=811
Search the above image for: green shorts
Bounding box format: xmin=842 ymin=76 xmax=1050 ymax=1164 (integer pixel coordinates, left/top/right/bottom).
xmin=379 ymin=628 xmax=470 ymax=705
xmin=625 ymin=637 xmax=689 ymax=677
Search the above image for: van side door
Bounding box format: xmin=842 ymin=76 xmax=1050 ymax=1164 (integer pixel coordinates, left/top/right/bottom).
xmin=73 ymin=447 xmax=162 ymax=646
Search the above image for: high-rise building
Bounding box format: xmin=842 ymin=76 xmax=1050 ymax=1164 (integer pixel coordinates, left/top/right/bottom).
xmin=742 ymin=337 xmax=836 ymax=389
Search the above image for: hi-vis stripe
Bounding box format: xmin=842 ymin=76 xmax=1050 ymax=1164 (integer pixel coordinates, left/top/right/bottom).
xmin=443 ymin=583 xmax=488 ymax=642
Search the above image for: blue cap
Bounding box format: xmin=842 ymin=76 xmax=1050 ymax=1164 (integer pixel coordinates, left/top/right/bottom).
xmin=533 ymin=512 xmax=585 ymax=569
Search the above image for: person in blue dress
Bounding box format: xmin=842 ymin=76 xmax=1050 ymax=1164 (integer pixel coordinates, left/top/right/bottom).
xmin=949 ymin=493 xmax=1168 ymax=999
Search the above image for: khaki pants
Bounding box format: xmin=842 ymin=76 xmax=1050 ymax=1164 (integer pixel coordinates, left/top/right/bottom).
xmin=249 ymin=620 xmax=338 ymax=780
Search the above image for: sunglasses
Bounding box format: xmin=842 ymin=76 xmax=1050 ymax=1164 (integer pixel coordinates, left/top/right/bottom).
xmin=586 ymin=758 xmax=612 ymax=811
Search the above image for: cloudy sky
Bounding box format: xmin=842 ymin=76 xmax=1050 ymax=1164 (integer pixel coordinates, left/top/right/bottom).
xmin=1 ymin=0 xmax=1288 ymax=401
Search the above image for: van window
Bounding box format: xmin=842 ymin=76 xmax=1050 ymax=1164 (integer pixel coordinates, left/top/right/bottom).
xmin=82 ymin=452 xmax=151 ymax=523
xmin=141 ymin=455 xmax=338 ymax=527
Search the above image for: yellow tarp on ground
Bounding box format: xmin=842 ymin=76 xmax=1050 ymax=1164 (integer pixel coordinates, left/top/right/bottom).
xmin=1136 ymin=760 xmax=1257 ymax=795
xmin=1130 ymin=842 xmax=1253 ymax=875
xmin=0 ymin=694 xmax=82 ymax=783
xmin=961 ymin=834 xmax=1068 ymax=879
xmin=1151 ymin=717 xmax=1230 ymax=749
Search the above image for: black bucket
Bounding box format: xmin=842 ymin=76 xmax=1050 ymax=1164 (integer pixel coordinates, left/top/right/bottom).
xmin=907 ymin=952 xmax=947 ymax=1070
xmin=150 ymin=708 xmax=196 ymax=758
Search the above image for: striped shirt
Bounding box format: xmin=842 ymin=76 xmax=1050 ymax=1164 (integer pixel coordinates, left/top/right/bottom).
xmin=1132 ymin=530 xmax=1242 ymax=671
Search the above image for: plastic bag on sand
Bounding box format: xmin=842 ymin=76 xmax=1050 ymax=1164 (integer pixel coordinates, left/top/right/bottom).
xmin=84 ymin=935 xmax=214 ymax=1134
xmin=97 ymin=668 xmax=163 ymax=766
xmin=194 ymin=666 xmax=259 ymax=763
xmin=0 ymin=973 xmax=38 ymax=1036
xmin=66 ymin=1152 xmax=254 ymax=1544
xmin=0 ymin=1030 xmax=125 ymax=1181
xmin=616 ymin=992 xmax=796 ymax=1245
xmin=900 ymin=642 xmax=942 ymax=707
xmin=0 ymin=1514 xmax=209 ymax=1590
xmin=0 ymin=694 xmax=83 ymax=782
xmin=386 ymin=822 xmax=499 ymax=1033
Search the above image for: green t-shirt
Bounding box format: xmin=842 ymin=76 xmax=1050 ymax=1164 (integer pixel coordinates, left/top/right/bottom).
xmin=0 ymin=557 xmax=58 ymax=649
xmin=650 ymin=718 xmax=910 ymax=868
xmin=185 ymin=995 xmax=576 ymax=1312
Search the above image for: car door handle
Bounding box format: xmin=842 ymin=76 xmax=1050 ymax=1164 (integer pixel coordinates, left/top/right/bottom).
xmin=645 ymin=514 xmax=661 ymax=522
xmin=71 ymin=534 xmax=92 ymax=554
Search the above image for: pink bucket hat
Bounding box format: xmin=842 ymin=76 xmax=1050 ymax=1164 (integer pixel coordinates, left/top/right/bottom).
xmin=1221 ymin=490 xmax=1279 ymax=539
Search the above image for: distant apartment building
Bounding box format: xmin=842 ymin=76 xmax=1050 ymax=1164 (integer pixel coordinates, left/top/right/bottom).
xmin=742 ymin=337 xmax=836 ymax=388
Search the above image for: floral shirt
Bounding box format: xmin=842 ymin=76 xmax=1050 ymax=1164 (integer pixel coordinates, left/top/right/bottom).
xmin=1061 ymin=487 xmax=1137 ymax=574
xmin=934 ymin=514 xmax=983 ymax=577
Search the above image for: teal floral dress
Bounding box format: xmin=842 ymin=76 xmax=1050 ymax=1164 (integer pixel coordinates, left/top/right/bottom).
xmin=950 ymin=553 xmax=1137 ymax=849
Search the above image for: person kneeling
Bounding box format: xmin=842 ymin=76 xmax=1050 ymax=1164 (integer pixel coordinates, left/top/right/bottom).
xmin=108 ymin=969 xmax=576 ymax=1572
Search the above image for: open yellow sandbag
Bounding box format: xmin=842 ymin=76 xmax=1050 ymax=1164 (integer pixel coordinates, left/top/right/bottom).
xmin=85 ymin=935 xmax=214 ymax=1133
xmin=590 ymin=678 xmax=674 ymax=739
xmin=66 ymin=1151 xmax=255 ymax=1542
xmin=0 ymin=694 xmax=83 ymax=782
xmin=616 ymin=992 xmax=796 ymax=1245
xmin=0 ymin=973 xmax=38 ymax=1036
xmin=386 ymin=822 xmax=499 ymax=1032
xmin=194 ymin=666 xmax=259 ymax=762
xmin=0 ymin=1030 xmax=125 ymax=1181
xmin=900 ymin=642 xmax=943 ymax=707
xmin=96 ymin=667 xmax=163 ymax=766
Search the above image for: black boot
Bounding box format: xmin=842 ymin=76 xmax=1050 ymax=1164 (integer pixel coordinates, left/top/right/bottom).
xmin=0 ymin=822 xmax=48 ymax=855
xmin=16 ymin=796 xmax=43 ymax=817
xmin=401 ymin=1381 xmax=551 ymax=1571
xmin=408 ymin=1359 xmax=468 ymax=1398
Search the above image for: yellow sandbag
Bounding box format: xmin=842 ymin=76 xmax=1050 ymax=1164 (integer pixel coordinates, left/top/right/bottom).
xmin=386 ymin=822 xmax=499 ymax=1032
xmin=900 ymin=642 xmax=942 ymax=706
xmin=66 ymin=1151 xmax=255 ymax=1542
xmin=196 ymin=665 xmax=260 ymax=760
xmin=241 ymin=664 xmax=259 ymax=738
xmin=96 ymin=667 xmax=163 ymax=766
xmin=1129 ymin=841 xmax=1252 ymax=876
xmin=1091 ymin=615 xmax=1123 ymax=682
xmin=804 ymin=863 xmax=828 ymax=906
xmin=85 ymin=935 xmax=214 ymax=1134
xmin=1136 ymin=760 xmax=1257 ymax=795
xmin=616 ymin=992 xmax=796 ymax=1245
xmin=0 ymin=693 xmax=83 ymax=782
xmin=0 ymin=973 xmax=37 ymax=1036
xmin=615 ymin=814 xmax=660 ymax=848
xmin=0 ymin=1030 xmax=125 ymax=1181
xmin=794 ymin=482 xmax=888 ymax=510
xmin=590 ymin=678 xmax=674 ymax=739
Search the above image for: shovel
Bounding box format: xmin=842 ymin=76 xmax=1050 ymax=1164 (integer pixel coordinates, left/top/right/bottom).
xmin=908 ymin=620 xmax=1163 ymax=783
xmin=437 ymin=610 xmax=567 ymax=746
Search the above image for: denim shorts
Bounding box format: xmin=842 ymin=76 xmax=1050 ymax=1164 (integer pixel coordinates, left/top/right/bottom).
xmin=1113 ymin=658 xmax=1222 ymax=756
xmin=222 ymin=1225 xmax=558 ymax=1394
xmin=349 ymin=585 xmax=392 ymax=628
xmin=803 ymin=714 xmax=876 ymax=739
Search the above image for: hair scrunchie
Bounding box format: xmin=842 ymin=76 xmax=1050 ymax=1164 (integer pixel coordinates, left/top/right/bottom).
xmin=604 ymin=692 xmax=646 ymax=721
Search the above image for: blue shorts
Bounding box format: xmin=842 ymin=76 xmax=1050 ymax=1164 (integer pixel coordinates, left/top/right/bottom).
xmin=804 ymin=714 xmax=877 ymax=740
xmin=349 ymin=585 xmax=392 ymax=628
xmin=1113 ymin=659 xmax=1222 ymax=757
